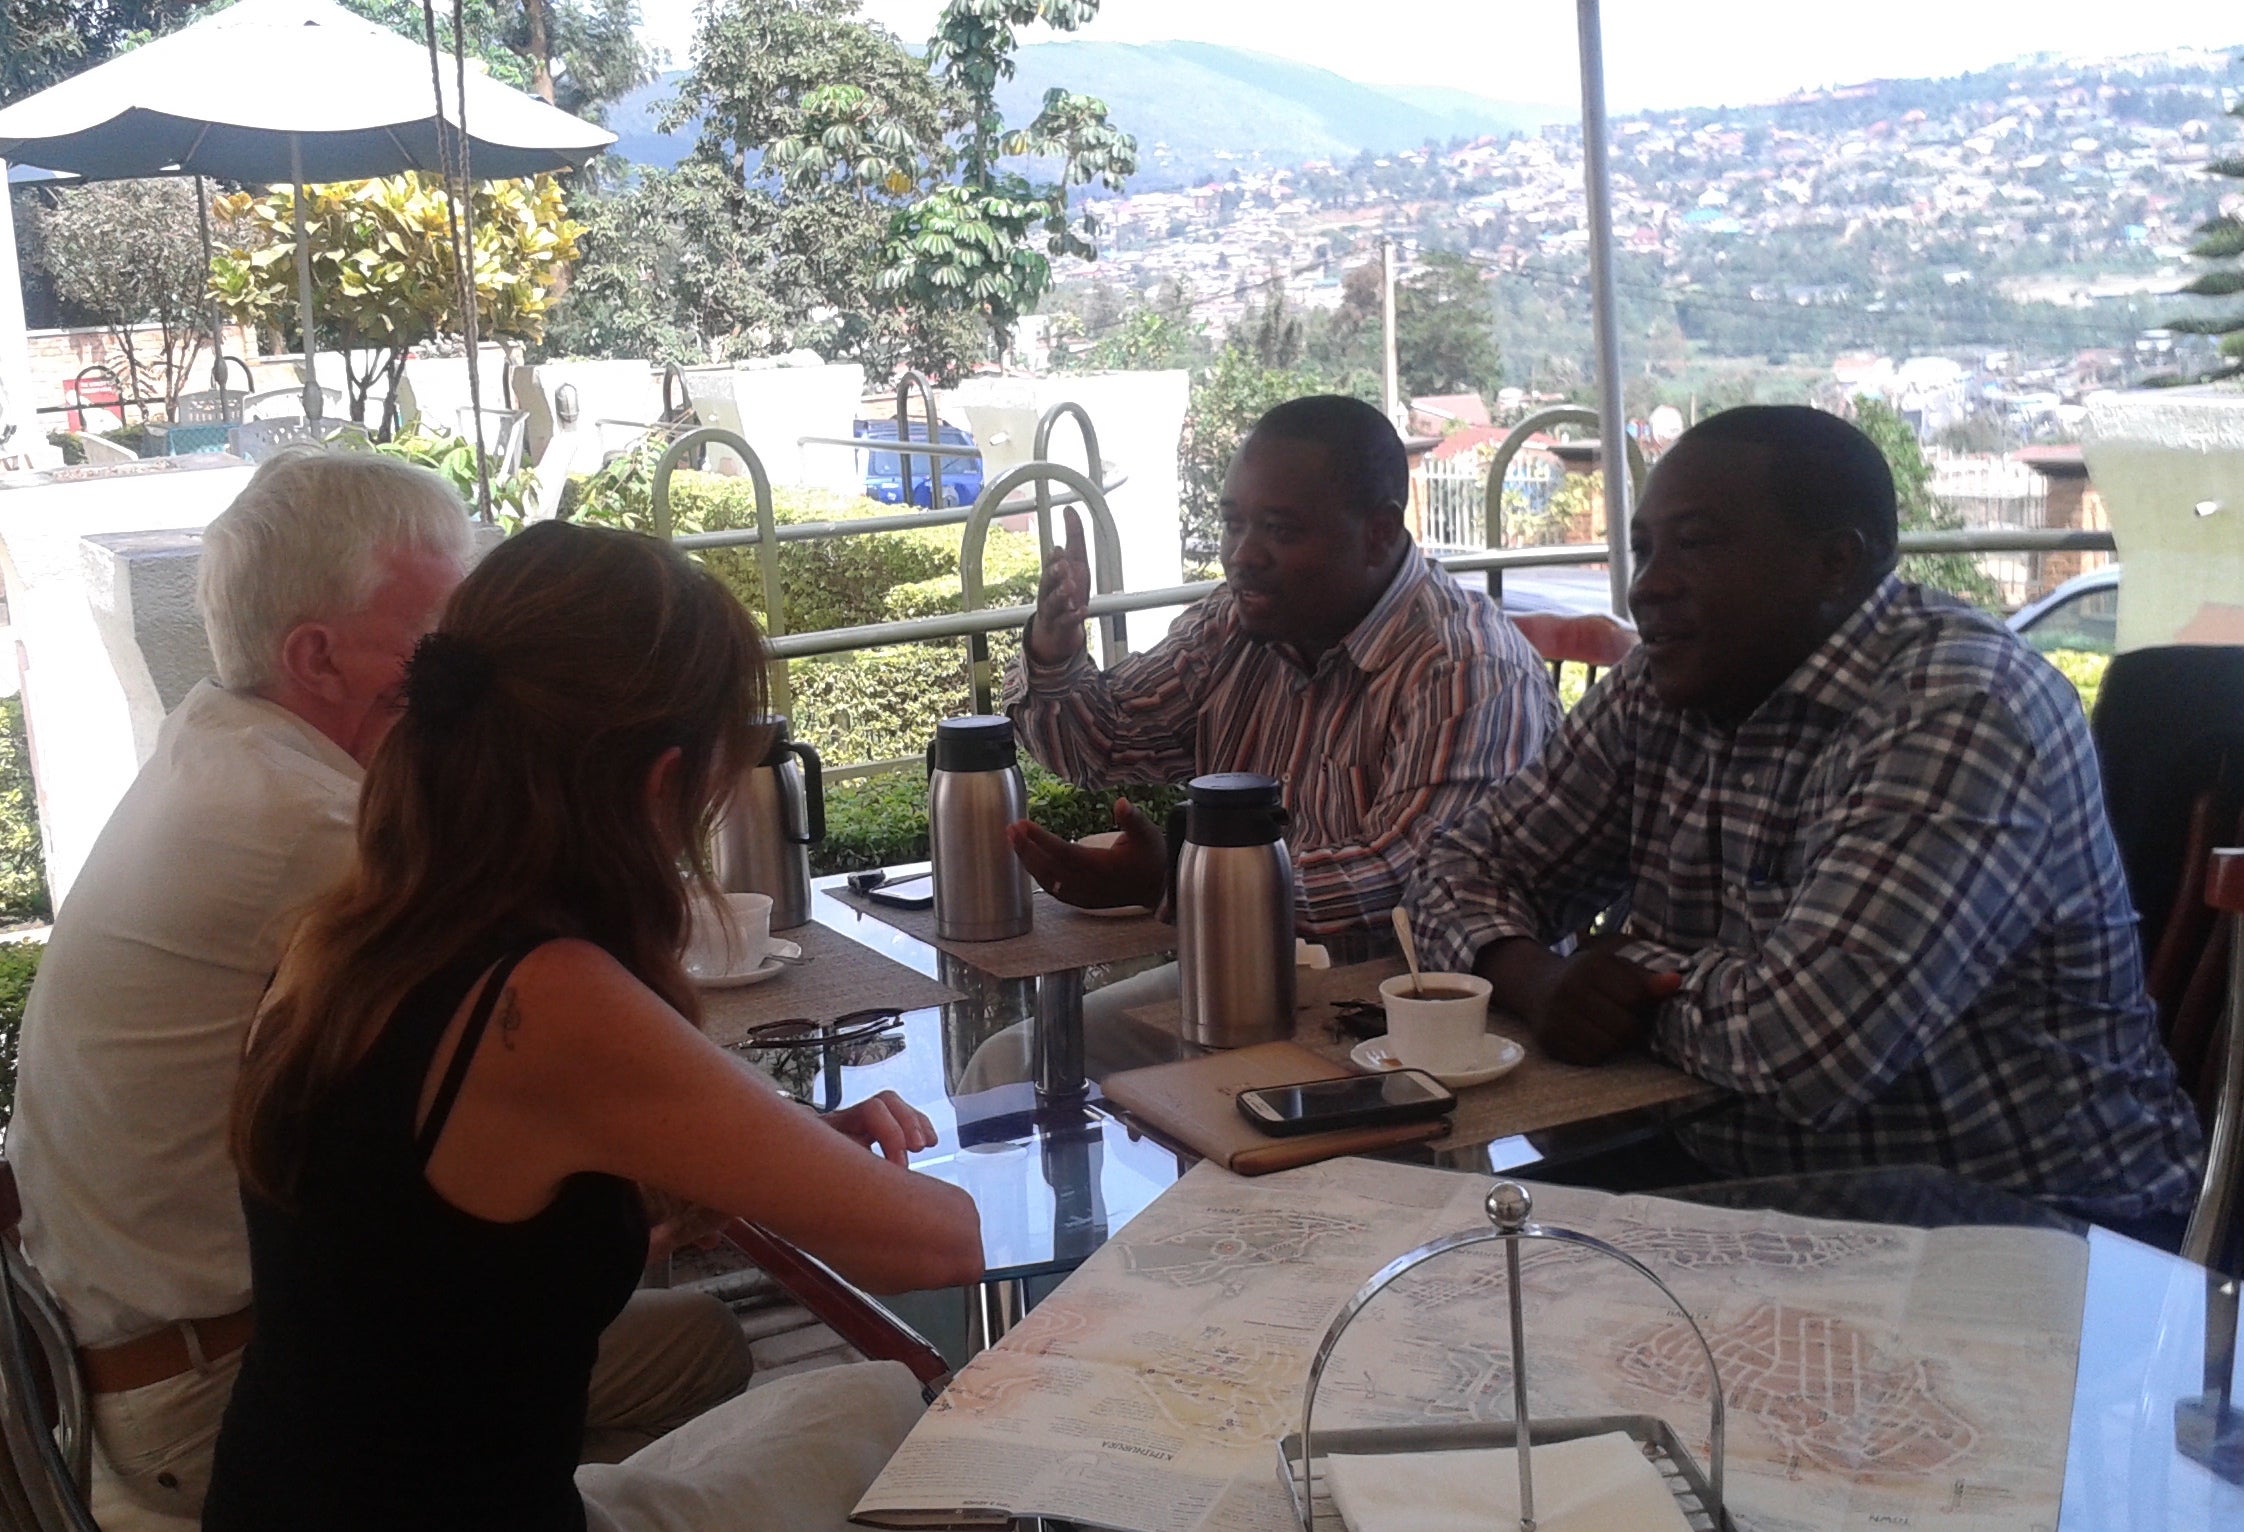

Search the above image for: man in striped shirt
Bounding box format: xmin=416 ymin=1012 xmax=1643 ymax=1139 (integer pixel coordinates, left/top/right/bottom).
xmin=1002 ymin=393 xmax=1558 ymax=957
xmin=1409 ymin=406 xmax=2201 ymax=1235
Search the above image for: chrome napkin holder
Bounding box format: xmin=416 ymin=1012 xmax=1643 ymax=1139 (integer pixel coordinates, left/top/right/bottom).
xmin=1281 ymin=1180 xmax=1732 ymax=1531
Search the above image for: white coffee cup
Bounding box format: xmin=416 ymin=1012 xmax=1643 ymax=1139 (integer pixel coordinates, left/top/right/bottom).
xmin=1378 ymin=972 xmax=1493 ymax=1075
xmin=685 ymin=891 xmax=773 ymax=979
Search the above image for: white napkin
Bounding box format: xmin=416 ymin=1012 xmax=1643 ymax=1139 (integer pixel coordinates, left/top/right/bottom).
xmin=1324 ymin=1432 xmax=1691 ymax=1532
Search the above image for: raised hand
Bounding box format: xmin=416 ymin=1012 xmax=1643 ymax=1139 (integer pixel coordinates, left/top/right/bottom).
xmin=1026 ymin=505 xmax=1092 ymax=667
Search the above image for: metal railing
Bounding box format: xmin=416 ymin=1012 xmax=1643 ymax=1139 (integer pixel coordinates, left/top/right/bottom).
xmin=647 ymin=393 xmax=2119 ymax=785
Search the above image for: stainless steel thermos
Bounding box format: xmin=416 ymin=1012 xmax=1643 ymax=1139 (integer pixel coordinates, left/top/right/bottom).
xmin=927 ymin=715 xmax=1033 ymax=941
xmin=712 ymin=716 xmax=825 ymax=930
xmin=1172 ymin=772 xmax=1295 ymax=1047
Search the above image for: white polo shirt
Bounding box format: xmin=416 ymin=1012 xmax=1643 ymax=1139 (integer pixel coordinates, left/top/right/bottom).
xmin=11 ymin=681 xmax=360 ymax=1347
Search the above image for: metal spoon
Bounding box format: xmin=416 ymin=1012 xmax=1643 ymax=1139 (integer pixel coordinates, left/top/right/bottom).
xmin=1391 ymin=906 xmax=1425 ymax=997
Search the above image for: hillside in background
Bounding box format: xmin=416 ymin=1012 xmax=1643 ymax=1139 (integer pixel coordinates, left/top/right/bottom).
xmin=604 ymin=39 xmax=1567 ymax=180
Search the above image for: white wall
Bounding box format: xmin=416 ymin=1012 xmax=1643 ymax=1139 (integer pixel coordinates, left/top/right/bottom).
xmin=2083 ymin=390 xmax=2244 ymax=650
xmin=688 ymin=361 xmax=866 ymax=499
xmin=0 ymin=464 xmax=254 ymax=906
xmin=943 ymin=371 xmax=1192 ymax=650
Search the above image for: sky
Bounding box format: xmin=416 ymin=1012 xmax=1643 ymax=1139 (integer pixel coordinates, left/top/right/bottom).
xmin=636 ymin=1 xmax=2244 ymax=111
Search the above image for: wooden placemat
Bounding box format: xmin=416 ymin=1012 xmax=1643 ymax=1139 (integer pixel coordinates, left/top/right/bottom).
xmin=829 ymin=886 xmax=1177 ymax=980
xmin=697 ymin=922 xmax=962 ymax=1046
xmin=1122 ymin=956 xmax=1716 ymax=1154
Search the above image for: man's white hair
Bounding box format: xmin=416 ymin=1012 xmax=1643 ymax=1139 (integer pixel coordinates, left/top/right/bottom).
xmin=197 ymin=448 xmax=474 ymax=690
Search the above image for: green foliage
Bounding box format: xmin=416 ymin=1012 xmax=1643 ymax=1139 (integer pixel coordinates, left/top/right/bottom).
xmin=211 ymin=174 xmax=584 ymax=431
xmin=566 ymin=449 xmax=1043 ymax=768
xmin=1179 ymin=340 xmax=1330 ymax=557
xmin=0 ymin=939 xmax=42 ymax=1130
xmin=884 ymin=1 xmax=1136 ymax=355
xmin=1395 ymin=252 xmax=1502 ymax=402
xmin=0 ymin=0 xmax=201 ymax=103
xmin=1851 ymin=396 xmax=2004 ymax=609
xmin=0 ymin=698 xmax=51 ymax=927
xmin=2042 ymin=648 xmax=2110 ymax=716
xmin=2161 ymin=99 xmax=2244 ymax=381
xmin=814 ymin=759 xmax=1181 ymax=875
xmin=374 ymin=425 xmax=537 ymax=520
xmin=23 ymin=178 xmax=221 ymax=415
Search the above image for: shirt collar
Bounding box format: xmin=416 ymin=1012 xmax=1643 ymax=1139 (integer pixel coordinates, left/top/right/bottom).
xmin=1765 ymin=574 xmax=1904 ymax=718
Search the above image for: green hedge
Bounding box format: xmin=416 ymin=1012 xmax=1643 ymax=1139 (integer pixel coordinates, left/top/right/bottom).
xmin=0 ymin=698 xmax=49 ymax=927
xmin=0 ymin=940 xmax=41 ymax=1129
xmin=813 ymin=760 xmax=1183 ymax=875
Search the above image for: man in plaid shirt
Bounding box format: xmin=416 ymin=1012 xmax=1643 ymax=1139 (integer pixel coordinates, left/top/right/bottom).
xmin=1411 ymin=406 xmax=2202 ymax=1235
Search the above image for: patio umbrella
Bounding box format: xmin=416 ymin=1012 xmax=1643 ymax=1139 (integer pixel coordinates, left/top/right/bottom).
xmin=0 ymin=0 xmax=612 ymax=420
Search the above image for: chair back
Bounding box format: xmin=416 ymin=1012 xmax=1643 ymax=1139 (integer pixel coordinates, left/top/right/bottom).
xmin=1507 ymin=610 xmax=1638 ymax=691
xmin=2091 ymin=648 xmax=2244 ymax=972
xmin=0 ymin=1163 xmax=98 ymax=1531
xmin=173 ymin=390 xmax=244 ymax=426
xmin=2188 ymin=850 xmax=2244 ymax=1275
xmin=719 ymin=1220 xmax=951 ymax=1399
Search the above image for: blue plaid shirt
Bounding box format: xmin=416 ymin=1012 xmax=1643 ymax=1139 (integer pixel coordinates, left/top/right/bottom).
xmin=1412 ymin=577 xmax=2203 ymax=1219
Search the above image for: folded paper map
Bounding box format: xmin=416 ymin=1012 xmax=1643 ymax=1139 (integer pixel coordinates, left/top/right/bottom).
xmin=853 ymin=1157 xmax=2087 ymax=1532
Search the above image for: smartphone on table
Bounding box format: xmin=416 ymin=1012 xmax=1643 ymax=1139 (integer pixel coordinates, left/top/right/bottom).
xmin=1235 ymin=1069 xmax=1456 ymax=1136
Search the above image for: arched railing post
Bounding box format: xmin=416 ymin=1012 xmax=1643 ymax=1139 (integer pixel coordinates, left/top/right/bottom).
xmin=1482 ymin=405 xmax=1646 ymax=615
xmin=959 ymin=461 xmax=1123 ymax=712
xmin=894 ymin=370 xmax=942 ymax=510
xmin=1030 ymin=401 xmax=1103 ymax=564
xmin=653 ymin=426 xmax=789 ymax=713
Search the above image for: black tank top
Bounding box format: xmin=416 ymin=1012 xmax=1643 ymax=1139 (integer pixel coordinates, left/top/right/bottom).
xmin=205 ymin=935 xmax=648 ymax=1531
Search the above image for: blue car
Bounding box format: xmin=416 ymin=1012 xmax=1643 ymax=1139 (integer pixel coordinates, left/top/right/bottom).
xmin=855 ymin=420 xmax=983 ymax=508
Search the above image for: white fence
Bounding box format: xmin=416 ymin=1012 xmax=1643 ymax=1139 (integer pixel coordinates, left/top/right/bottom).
xmin=1416 ymin=453 xmax=1565 ymax=554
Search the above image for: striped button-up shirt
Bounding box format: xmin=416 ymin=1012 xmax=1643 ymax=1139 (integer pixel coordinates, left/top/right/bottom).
xmin=1004 ymin=544 xmax=1558 ymax=951
xmin=1412 ymin=577 xmax=2203 ymax=1219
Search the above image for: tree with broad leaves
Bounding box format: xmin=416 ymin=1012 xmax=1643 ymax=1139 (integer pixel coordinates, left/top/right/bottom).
xmin=881 ymin=0 xmax=1136 ymax=359
xmin=209 ymin=173 xmax=582 ymax=430
xmin=24 ymin=178 xmax=227 ymax=415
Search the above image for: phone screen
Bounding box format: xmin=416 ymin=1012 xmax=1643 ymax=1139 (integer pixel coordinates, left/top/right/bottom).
xmin=1251 ymin=1071 xmax=1449 ymax=1121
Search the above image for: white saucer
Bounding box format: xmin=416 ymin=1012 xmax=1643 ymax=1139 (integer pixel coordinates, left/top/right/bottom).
xmin=1350 ymin=1033 xmax=1525 ymax=1089
xmin=689 ymin=938 xmax=802 ymax=989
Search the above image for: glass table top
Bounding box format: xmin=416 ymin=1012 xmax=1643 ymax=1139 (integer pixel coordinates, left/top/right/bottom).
xmin=776 ymin=879 xmax=2242 ymax=1524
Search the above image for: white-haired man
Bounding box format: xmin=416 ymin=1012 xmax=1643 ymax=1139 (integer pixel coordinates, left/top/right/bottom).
xmin=8 ymin=451 xmax=753 ymax=1530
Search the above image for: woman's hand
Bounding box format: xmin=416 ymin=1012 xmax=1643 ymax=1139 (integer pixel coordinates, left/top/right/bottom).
xmin=823 ymin=1090 xmax=940 ymax=1164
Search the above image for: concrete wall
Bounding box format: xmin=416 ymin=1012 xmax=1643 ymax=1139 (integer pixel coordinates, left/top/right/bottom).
xmin=0 ymin=463 xmax=253 ymax=906
xmin=686 ymin=361 xmax=867 ymax=498
xmin=942 ymin=371 xmax=1192 ymax=650
xmin=2083 ymin=391 xmax=2244 ymax=650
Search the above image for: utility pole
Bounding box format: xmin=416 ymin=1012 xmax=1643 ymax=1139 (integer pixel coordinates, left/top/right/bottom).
xmin=1381 ymin=235 xmax=1402 ymax=429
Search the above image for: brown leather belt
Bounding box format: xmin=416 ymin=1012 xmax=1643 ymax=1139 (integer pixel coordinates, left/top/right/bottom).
xmin=79 ymin=1308 xmax=254 ymax=1394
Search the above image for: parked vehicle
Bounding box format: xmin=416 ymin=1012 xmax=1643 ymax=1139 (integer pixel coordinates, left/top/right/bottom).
xmin=2007 ymin=565 xmax=2121 ymax=656
xmin=855 ymin=420 xmax=983 ymax=508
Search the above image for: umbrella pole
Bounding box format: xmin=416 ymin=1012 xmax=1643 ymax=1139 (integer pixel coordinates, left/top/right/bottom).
xmin=290 ymin=137 xmax=322 ymax=423
xmin=195 ymin=175 xmax=224 ymax=391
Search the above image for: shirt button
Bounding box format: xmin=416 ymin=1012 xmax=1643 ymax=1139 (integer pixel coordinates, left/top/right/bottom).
xmin=1740 ymin=771 xmax=1757 ymax=789
xmin=1727 ymin=884 xmax=1744 ymax=902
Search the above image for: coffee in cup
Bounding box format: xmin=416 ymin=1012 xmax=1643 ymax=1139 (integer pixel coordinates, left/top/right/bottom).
xmin=1378 ymin=972 xmax=1492 ymax=1075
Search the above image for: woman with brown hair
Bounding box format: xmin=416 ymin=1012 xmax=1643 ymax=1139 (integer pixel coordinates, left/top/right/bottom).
xmin=205 ymin=521 xmax=982 ymax=1531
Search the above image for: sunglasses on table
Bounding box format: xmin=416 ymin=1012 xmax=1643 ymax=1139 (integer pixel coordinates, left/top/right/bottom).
xmin=729 ymin=1007 xmax=904 ymax=1051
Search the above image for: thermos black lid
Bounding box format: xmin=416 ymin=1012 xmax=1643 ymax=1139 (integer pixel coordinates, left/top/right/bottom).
xmin=1184 ymin=772 xmax=1287 ymax=846
xmin=932 ymin=715 xmax=1017 ymax=773
xmin=1186 ymin=772 xmax=1282 ymax=808
xmin=753 ymin=714 xmax=793 ymax=766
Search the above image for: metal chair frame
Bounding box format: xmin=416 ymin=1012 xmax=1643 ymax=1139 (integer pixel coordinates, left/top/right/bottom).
xmin=2188 ymin=848 xmax=2244 ymax=1273
xmin=0 ymin=1165 xmax=99 ymax=1532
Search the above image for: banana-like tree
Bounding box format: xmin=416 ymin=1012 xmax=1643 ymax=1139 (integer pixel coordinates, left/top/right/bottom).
xmin=208 ymin=172 xmax=583 ymax=431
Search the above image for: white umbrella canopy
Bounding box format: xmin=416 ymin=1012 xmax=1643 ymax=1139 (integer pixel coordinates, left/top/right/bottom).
xmin=0 ymin=0 xmax=613 ymax=424
xmin=0 ymin=0 xmax=612 ymax=182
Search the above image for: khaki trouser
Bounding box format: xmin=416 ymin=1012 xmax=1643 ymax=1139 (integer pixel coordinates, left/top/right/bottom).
xmin=578 ymin=1360 xmax=923 ymax=1532
xmin=88 ymin=1287 xmax=753 ymax=1531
